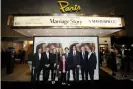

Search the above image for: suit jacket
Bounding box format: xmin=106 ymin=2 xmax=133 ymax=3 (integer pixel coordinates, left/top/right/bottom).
xmin=41 ymin=52 xmax=52 ymax=66
xmin=33 ymin=53 xmax=43 ymax=68
xmin=68 ymin=51 xmax=80 ymax=68
xmin=86 ymin=52 xmax=97 ymax=70
xmin=80 ymin=51 xmax=87 ymax=68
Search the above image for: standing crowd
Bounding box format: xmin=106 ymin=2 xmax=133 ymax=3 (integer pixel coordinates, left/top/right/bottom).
xmin=32 ymin=43 xmax=97 ymax=85
xmin=100 ymin=47 xmax=133 ymax=77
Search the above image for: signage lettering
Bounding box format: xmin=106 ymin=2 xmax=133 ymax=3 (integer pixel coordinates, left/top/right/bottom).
xmin=50 ymin=18 xmax=82 ymax=25
xmin=58 ymin=1 xmax=81 ymax=13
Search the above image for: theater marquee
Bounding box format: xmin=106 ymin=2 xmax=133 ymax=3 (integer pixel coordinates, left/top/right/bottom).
xmin=13 ymin=16 xmax=124 ymax=28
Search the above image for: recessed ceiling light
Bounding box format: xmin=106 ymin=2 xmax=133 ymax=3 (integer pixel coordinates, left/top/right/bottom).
xmin=28 ymin=31 xmax=30 ymax=33
xmin=100 ymin=31 xmax=102 ymax=34
xmin=50 ymin=34 xmax=51 ymax=35
xmin=33 ymin=34 xmax=36 ymax=35
xmin=46 ymin=30 xmax=49 ymax=33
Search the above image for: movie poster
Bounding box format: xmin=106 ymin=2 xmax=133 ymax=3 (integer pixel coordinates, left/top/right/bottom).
xmin=32 ymin=37 xmax=99 ymax=82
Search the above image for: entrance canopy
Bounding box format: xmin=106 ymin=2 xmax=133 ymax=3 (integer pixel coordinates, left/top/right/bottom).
xmin=8 ymin=14 xmax=125 ymax=37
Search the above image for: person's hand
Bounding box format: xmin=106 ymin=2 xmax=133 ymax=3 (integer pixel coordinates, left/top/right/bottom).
xmin=57 ymin=65 xmax=59 ymax=69
xmin=54 ymin=63 xmax=56 ymax=67
xmin=45 ymin=64 xmax=48 ymax=67
xmin=33 ymin=67 xmax=35 ymax=69
xmin=47 ymin=64 xmax=50 ymax=67
xmin=77 ymin=65 xmax=80 ymax=68
xmin=59 ymin=71 xmax=61 ymax=74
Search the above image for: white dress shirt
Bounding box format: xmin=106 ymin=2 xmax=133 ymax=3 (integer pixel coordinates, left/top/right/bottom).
xmin=88 ymin=52 xmax=92 ymax=60
xmin=46 ymin=52 xmax=49 ymax=59
xmin=39 ymin=53 xmax=41 ymax=60
xmin=73 ymin=51 xmax=76 ymax=56
xmin=82 ymin=51 xmax=85 ymax=59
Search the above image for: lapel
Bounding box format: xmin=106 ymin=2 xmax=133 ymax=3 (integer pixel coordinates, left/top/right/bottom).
xmin=36 ymin=53 xmax=39 ymax=60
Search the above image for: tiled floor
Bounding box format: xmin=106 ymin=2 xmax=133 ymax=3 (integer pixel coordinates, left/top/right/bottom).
xmin=2 ymin=63 xmax=133 ymax=81
xmin=1 ymin=64 xmax=31 ymax=81
xmin=101 ymin=63 xmax=133 ymax=80
xmin=1 ymin=64 xmax=99 ymax=81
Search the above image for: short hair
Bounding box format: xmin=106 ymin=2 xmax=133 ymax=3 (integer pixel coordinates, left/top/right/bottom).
xmin=72 ymin=45 xmax=76 ymax=48
xmin=85 ymin=43 xmax=92 ymax=50
xmin=65 ymin=47 xmax=69 ymax=50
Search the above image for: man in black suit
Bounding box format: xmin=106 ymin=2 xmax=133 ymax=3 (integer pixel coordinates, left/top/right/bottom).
xmin=80 ymin=46 xmax=87 ymax=81
xmin=68 ymin=45 xmax=80 ymax=81
xmin=85 ymin=44 xmax=97 ymax=82
xmin=32 ymin=47 xmax=43 ymax=82
xmin=42 ymin=47 xmax=52 ymax=82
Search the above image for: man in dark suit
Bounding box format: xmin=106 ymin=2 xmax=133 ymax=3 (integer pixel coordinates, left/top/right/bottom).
xmin=68 ymin=45 xmax=80 ymax=81
xmin=42 ymin=47 xmax=52 ymax=82
xmin=80 ymin=46 xmax=87 ymax=81
xmin=85 ymin=44 xmax=97 ymax=82
xmin=32 ymin=47 xmax=43 ymax=82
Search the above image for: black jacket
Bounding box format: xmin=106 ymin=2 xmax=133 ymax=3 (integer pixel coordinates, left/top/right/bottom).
xmin=86 ymin=52 xmax=97 ymax=70
xmin=67 ymin=51 xmax=80 ymax=68
xmin=80 ymin=51 xmax=88 ymax=68
xmin=33 ymin=53 xmax=43 ymax=68
xmin=41 ymin=52 xmax=52 ymax=66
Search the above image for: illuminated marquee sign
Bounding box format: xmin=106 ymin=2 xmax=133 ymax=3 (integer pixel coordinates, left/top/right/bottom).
xmin=57 ymin=1 xmax=81 ymax=13
xmin=13 ymin=16 xmax=124 ymax=28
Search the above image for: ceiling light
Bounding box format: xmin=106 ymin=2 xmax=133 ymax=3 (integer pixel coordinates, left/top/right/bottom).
xmin=92 ymin=14 xmax=98 ymax=17
xmin=50 ymin=34 xmax=52 ymax=35
xmin=28 ymin=31 xmax=30 ymax=33
xmin=33 ymin=34 xmax=36 ymax=35
xmin=100 ymin=31 xmax=102 ymax=34
xmin=46 ymin=30 xmax=49 ymax=33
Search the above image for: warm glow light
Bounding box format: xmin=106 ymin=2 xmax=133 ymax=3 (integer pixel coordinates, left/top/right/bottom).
xmin=29 ymin=41 xmax=33 ymax=44
xmin=92 ymin=14 xmax=98 ymax=17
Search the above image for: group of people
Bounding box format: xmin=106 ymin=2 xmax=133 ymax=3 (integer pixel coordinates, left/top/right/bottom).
xmin=100 ymin=47 xmax=133 ymax=77
xmin=32 ymin=43 xmax=97 ymax=85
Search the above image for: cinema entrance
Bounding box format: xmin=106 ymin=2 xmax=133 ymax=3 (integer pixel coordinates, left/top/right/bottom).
xmin=5 ymin=14 xmax=125 ymax=81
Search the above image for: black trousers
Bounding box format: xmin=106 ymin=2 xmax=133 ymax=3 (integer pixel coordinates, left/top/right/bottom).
xmin=67 ymin=67 xmax=79 ymax=81
xmin=51 ymin=68 xmax=56 ymax=81
xmin=87 ymin=69 xmax=94 ymax=81
xmin=33 ymin=66 xmax=50 ymax=82
xmin=61 ymin=72 xmax=66 ymax=83
xmin=81 ymin=67 xmax=88 ymax=80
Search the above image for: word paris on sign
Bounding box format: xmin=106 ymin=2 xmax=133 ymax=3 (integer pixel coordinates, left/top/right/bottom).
xmin=58 ymin=1 xmax=81 ymax=13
